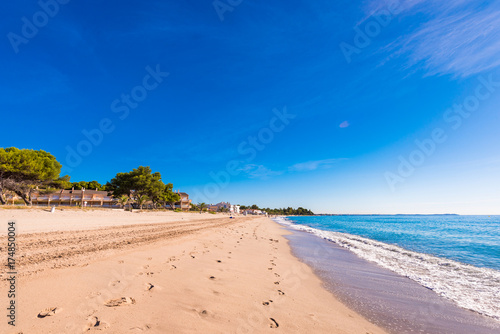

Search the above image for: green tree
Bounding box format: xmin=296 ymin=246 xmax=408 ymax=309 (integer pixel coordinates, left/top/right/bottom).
xmin=158 ymin=183 xmax=180 ymax=210
xmin=0 ymin=147 xmax=61 ymax=205
xmin=147 ymin=180 xmax=175 ymax=209
xmin=238 ymin=204 xmax=314 ymax=216
xmin=87 ymin=180 xmax=102 ymax=190
xmin=49 ymin=175 xmax=72 ymax=190
xmin=198 ymin=202 xmax=206 ymax=214
xmin=136 ymin=194 xmax=148 ymax=210
xmin=105 ymin=166 xmax=162 ymax=202
xmin=118 ymin=195 xmax=129 ymax=209
xmin=106 ymin=166 xmax=180 ymax=210
xmin=71 ymin=180 xmax=103 ymax=190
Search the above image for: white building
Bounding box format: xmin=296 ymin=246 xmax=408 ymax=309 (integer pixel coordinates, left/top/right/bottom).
xmin=243 ymin=209 xmax=265 ymax=215
xmin=230 ymin=205 xmax=240 ymax=214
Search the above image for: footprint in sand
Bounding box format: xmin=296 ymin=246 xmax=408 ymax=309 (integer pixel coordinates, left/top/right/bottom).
xmin=269 ymin=318 xmax=279 ymax=328
xmin=86 ymin=315 xmax=99 ymax=327
xmin=104 ymin=297 xmax=136 ymax=307
xmin=85 ymin=315 xmax=109 ymax=331
xmin=262 ymin=300 xmax=273 ymax=306
xmin=277 ymin=290 xmax=285 ymax=295
xmin=37 ymin=307 xmax=62 ymax=318
xmin=109 ymin=280 xmax=121 ymax=287
xmin=145 ymin=283 xmax=155 ymax=291
xmin=129 ymin=324 xmax=152 ymax=331
xmin=87 ymin=292 xmax=101 ymax=298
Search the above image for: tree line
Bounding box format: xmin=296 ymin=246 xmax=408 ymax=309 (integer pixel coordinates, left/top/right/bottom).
xmin=1 ymin=147 xmax=314 ymax=214
xmin=239 ymin=204 xmax=314 ymax=216
xmin=0 ymin=147 xmax=179 ymax=208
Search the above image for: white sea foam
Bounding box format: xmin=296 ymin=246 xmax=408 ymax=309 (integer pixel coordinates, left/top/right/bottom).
xmin=273 ymin=217 xmax=500 ymax=321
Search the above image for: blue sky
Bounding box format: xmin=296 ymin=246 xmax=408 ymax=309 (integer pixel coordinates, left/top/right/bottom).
xmin=1 ymin=0 xmax=499 ymax=214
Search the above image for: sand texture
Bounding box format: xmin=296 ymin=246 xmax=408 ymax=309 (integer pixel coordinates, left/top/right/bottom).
xmin=0 ymin=209 xmax=386 ymax=334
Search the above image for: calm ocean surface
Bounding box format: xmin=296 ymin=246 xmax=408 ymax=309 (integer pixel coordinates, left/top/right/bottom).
xmin=276 ymin=215 xmax=500 ymax=321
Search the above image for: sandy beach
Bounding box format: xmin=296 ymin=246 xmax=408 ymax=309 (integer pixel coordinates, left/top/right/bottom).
xmin=0 ymin=209 xmax=386 ymax=334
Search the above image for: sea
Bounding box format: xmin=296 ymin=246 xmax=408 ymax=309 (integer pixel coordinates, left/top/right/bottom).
xmin=274 ymin=215 xmax=500 ymax=333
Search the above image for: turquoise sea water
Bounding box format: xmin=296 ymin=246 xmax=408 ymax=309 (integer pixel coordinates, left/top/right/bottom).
xmin=275 ymin=215 xmax=500 ymax=321
xmin=286 ymin=215 xmax=500 ymax=270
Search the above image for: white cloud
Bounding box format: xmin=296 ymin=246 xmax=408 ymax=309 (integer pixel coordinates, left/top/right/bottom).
xmin=238 ymin=159 xmax=346 ymax=179
xmin=289 ymin=158 xmax=346 ymax=172
xmin=239 ymin=164 xmax=283 ymax=179
xmin=339 ymin=121 xmax=350 ymax=128
xmin=367 ymin=1 xmax=500 ymax=77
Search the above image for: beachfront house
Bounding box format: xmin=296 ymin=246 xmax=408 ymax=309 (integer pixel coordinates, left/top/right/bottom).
xmin=230 ymin=205 xmax=240 ymax=214
xmin=31 ymin=188 xmax=115 ymax=207
xmin=243 ymin=209 xmax=265 ymax=215
xmin=8 ymin=188 xmax=192 ymax=210
xmin=216 ymin=202 xmax=231 ymax=211
xmin=174 ymin=191 xmax=192 ymax=211
xmin=206 ymin=202 xmax=234 ymax=212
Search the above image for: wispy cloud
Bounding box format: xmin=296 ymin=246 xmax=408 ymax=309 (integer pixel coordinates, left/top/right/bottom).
xmin=238 ymin=164 xmax=283 ymax=179
xmin=339 ymin=121 xmax=350 ymax=128
xmin=237 ymin=158 xmax=347 ymax=180
xmin=368 ymin=1 xmax=500 ymax=77
xmin=289 ymin=158 xmax=346 ymax=172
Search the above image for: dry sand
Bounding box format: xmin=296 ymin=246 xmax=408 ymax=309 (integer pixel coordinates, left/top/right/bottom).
xmin=0 ymin=209 xmax=387 ymax=334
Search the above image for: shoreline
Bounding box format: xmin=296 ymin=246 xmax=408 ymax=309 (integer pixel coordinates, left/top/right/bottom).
xmin=281 ymin=223 xmax=500 ymax=333
xmin=0 ymin=209 xmax=385 ymax=333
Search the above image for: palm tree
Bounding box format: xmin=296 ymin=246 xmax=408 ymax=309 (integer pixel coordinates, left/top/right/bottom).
xmin=118 ymin=195 xmax=129 ymax=210
xmin=198 ymin=202 xmax=206 ymax=214
xmin=136 ymin=195 xmax=148 ymax=210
